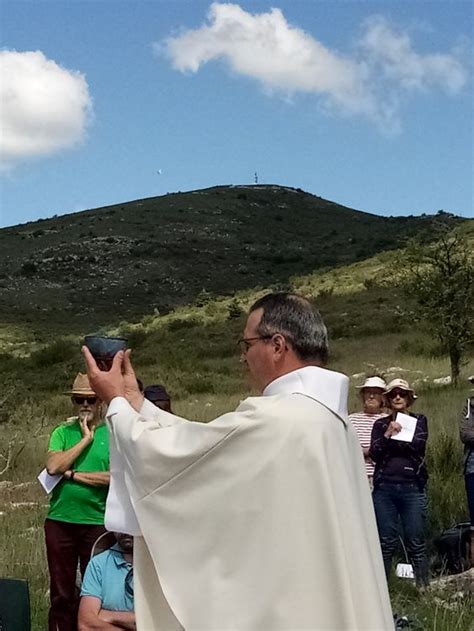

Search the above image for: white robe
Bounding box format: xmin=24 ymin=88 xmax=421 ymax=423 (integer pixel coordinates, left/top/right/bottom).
xmin=106 ymin=366 xmax=393 ymax=630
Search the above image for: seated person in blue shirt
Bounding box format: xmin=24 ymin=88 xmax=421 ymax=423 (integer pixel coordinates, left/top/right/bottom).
xmin=78 ymin=532 xmax=135 ymax=630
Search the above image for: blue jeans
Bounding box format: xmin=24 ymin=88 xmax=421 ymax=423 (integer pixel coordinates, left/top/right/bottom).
xmin=373 ymin=482 xmax=429 ymax=586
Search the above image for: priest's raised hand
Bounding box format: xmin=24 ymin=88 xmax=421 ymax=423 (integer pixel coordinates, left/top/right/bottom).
xmin=82 ymin=347 xmax=144 ymax=411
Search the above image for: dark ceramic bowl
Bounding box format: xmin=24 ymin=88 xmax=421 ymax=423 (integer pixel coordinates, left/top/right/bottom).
xmin=84 ymin=335 xmax=128 ymax=360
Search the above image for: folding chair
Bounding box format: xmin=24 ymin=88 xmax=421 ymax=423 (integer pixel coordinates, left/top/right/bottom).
xmin=0 ymin=578 xmax=31 ymax=631
xmin=90 ymin=530 xmax=116 ymax=559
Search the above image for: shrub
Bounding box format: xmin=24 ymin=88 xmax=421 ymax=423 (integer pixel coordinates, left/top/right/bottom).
xmin=184 ymin=374 xmax=215 ymax=394
xmin=30 ymin=339 xmax=76 ymax=367
xmin=227 ymin=298 xmax=243 ymax=320
xmin=318 ymin=286 xmax=334 ymax=299
xmin=195 ymin=289 xmax=212 ymax=307
xmin=20 ymin=261 xmax=37 ymax=277
xmin=363 ymin=278 xmax=377 ymax=290
xmin=397 ymin=338 xmax=444 ymax=358
xmin=427 ymin=433 xmax=463 ymax=476
xmin=205 ymin=302 xmax=218 ymax=316
xmin=167 ymin=318 xmax=199 ymax=332
xmin=120 ymin=328 xmax=147 ymax=349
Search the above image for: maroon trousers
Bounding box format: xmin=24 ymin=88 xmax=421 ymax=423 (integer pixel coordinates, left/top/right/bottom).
xmin=44 ymin=518 xmax=106 ymax=631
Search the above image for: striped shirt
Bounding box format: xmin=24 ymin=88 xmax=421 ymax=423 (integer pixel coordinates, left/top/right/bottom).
xmin=349 ymin=411 xmax=384 ymax=477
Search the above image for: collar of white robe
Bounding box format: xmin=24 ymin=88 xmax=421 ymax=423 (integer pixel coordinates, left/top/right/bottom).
xmin=263 ymin=365 xmax=349 ymax=422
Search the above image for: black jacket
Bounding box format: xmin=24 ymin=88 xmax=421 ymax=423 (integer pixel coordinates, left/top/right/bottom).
xmin=369 ymin=412 xmax=428 ymax=489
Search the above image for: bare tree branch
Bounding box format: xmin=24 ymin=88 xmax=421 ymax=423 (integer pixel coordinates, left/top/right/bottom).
xmin=0 ymin=432 xmax=26 ymax=477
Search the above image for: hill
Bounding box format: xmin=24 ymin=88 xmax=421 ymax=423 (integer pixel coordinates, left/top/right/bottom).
xmin=0 ymin=224 xmax=473 ymax=630
xmin=0 ymin=184 xmax=454 ymax=334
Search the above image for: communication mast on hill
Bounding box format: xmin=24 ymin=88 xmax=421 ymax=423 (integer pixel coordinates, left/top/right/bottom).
xmin=254 ymin=171 xmax=258 ymax=184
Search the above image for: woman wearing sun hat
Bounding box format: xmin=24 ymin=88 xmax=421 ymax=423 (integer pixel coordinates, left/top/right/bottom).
xmin=349 ymin=376 xmax=387 ymax=489
xmin=44 ymin=373 xmax=110 ymax=631
xmin=369 ymin=378 xmax=429 ymax=587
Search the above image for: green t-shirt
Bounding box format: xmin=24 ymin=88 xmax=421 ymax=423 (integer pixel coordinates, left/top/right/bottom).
xmin=47 ymin=420 xmax=109 ymax=525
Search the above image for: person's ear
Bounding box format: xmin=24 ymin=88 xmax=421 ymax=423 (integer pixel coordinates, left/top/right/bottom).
xmin=272 ymin=334 xmax=287 ymax=357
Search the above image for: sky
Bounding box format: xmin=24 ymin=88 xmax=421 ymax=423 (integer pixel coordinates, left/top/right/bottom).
xmin=0 ymin=0 xmax=472 ymax=228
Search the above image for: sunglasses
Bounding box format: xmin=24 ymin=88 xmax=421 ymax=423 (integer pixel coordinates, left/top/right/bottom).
xmin=387 ymin=389 xmax=409 ymax=399
xmin=73 ymin=396 xmax=98 ymax=405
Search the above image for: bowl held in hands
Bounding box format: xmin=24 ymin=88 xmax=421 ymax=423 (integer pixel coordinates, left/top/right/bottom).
xmin=84 ymin=335 xmax=128 ymax=371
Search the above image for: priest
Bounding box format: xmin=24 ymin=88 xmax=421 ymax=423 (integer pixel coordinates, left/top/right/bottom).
xmin=83 ymin=293 xmax=393 ymax=630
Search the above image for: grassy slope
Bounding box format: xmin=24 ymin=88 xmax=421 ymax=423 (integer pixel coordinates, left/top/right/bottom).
xmin=0 ymin=222 xmax=473 ymax=630
xmin=0 ymin=184 xmax=452 ymax=334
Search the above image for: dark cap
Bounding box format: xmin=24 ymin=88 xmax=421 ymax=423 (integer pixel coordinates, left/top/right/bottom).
xmin=144 ymin=384 xmax=171 ymax=402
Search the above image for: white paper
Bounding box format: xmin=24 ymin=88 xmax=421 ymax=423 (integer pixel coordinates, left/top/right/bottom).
xmin=395 ymin=563 xmax=414 ymax=579
xmin=390 ymin=412 xmax=417 ymax=443
xmin=37 ymin=468 xmax=63 ymax=493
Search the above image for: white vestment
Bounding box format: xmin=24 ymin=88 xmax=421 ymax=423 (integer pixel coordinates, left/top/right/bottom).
xmin=106 ymin=366 xmax=393 ymax=630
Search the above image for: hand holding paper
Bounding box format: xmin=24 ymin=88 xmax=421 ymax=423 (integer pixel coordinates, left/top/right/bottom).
xmin=37 ymin=468 xmax=63 ymax=493
xmin=390 ymin=413 xmax=417 ymax=442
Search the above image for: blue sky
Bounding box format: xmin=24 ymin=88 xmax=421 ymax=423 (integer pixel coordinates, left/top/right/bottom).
xmin=1 ymin=0 xmax=472 ymax=227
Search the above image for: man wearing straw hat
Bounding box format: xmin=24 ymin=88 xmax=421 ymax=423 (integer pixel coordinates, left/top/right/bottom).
xmin=44 ymin=373 xmax=110 ymax=631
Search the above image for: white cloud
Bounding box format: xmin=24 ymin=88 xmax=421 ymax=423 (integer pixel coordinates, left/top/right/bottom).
xmin=360 ymin=15 xmax=467 ymax=95
xmin=160 ymin=3 xmax=468 ymax=133
xmin=160 ymin=3 xmax=375 ymax=118
xmin=0 ymin=50 xmax=92 ymax=169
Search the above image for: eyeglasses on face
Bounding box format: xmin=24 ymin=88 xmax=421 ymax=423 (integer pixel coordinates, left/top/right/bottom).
xmin=388 ymin=390 xmax=409 ymax=399
xmin=73 ymin=396 xmax=98 ymax=405
xmin=236 ymin=335 xmax=274 ymax=353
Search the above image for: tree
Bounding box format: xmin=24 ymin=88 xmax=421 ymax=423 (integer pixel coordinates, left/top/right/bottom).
xmin=400 ymin=224 xmax=473 ymax=386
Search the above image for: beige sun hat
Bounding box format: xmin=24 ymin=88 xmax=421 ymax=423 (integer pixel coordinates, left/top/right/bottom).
xmin=384 ymin=378 xmax=417 ymax=400
xmin=67 ymin=373 xmax=96 ymax=396
xmin=356 ymin=376 xmax=387 ymax=390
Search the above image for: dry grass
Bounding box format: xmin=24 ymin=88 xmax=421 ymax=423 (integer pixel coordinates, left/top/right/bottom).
xmin=0 ymin=246 xmax=473 ymax=629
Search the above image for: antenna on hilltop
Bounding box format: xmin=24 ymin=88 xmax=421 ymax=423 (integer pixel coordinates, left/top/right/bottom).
xmin=254 ymin=171 xmax=258 ymax=184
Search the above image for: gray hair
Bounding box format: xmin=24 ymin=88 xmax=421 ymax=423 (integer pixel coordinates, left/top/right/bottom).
xmin=249 ymin=293 xmax=329 ymax=364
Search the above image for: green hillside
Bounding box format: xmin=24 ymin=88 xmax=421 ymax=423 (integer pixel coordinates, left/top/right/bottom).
xmin=0 ymin=185 xmax=455 ymax=334
xmin=1 ymin=223 xmax=473 ymax=630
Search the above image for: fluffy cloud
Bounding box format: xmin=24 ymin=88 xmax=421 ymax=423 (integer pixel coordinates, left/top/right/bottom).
xmin=360 ymin=15 xmax=467 ymax=95
xmin=0 ymin=50 xmax=92 ymax=168
xmin=160 ymin=4 xmax=467 ymax=132
xmin=161 ymin=3 xmax=374 ymax=118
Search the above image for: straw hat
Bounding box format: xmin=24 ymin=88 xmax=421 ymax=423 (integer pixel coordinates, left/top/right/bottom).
xmin=384 ymin=378 xmax=417 ymax=400
xmin=67 ymin=373 xmax=96 ymax=396
xmin=356 ymin=376 xmax=387 ymax=391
